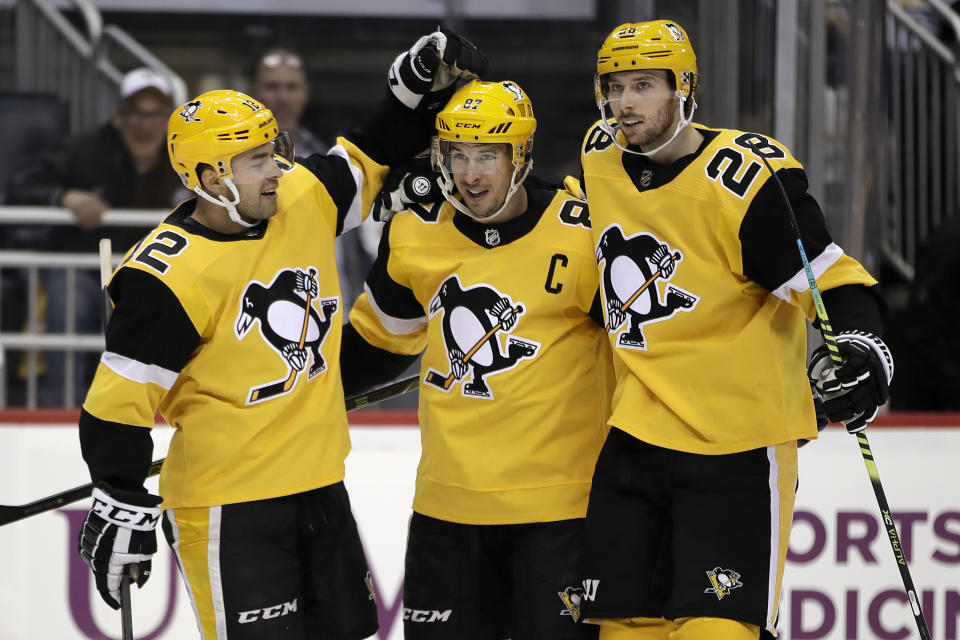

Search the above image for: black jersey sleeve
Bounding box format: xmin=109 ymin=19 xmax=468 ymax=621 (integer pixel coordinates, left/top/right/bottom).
xmin=340 ymin=323 xmax=419 ymax=396
xmin=105 ymin=267 xmax=201 ymax=369
xmin=738 ymin=167 xmax=834 ymax=294
xmin=348 ymin=92 xmax=436 ymax=167
xmin=365 ymin=219 xmax=426 ymax=320
xmin=79 ymin=412 xmax=155 ymax=493
xmin=79 ymin=267 xmax=201 ymax=493
xmin=821 ymin=283 xmax=887 ymax=335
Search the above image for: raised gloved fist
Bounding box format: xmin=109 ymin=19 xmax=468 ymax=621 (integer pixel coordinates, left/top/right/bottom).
xmin=372 ymin=156 xmax=443 ymax=222
xmin=78 ymin=483 xmax=162 ymax=609
xmin=807 ymin=330 xmax=894 ymax=433
xmin=388 ymin=28 xmax=489 ymax=111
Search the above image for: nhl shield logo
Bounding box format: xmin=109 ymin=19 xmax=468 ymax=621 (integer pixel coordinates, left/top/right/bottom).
xmin=639 ymin=169 xmax=653 ymax=188
xmin=484 ymin=228 xmax=501 ymax=247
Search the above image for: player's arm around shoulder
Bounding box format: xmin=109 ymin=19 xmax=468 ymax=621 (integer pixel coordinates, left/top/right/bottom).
xmin=341 ymin=217 xmax=426 ymax=395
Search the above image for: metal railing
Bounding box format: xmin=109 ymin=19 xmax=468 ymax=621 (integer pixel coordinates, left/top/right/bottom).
xmin=0 ymin=206 xmax=165 ymax=408
xmin=14 ymin=0 xmax=186 ymax=134
xmin=884 ymin=0 xmax=960 ymax=279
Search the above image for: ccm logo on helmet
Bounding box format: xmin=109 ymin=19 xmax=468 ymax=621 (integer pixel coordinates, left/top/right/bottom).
xmin=238 ymin=599 xmax=298 ymax=624
xmin=455 ymin=122 xmax=482 ymax=129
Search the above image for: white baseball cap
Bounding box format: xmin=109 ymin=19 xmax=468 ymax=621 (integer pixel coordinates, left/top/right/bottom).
xmin=120 ymin=67 xmax=172 ymax=100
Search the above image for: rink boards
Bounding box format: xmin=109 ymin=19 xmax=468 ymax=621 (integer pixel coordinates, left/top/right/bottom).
xmin=0 ymin=414 xmax=957 ymax=640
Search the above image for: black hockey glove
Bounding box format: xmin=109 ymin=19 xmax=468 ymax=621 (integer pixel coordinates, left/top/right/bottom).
xmin=372 ymin=156 xmax=443 ymax=222
xmin=807 ymin=330 xmax=894 ymax=433
xmin=78 ymin=483 xmax=162 ymax=609
xmin=388 ymin=28 xmax=489 ymax=112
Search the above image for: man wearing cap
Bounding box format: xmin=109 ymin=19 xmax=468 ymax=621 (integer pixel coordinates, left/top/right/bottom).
xmin=6 ymin=66 xmax=188 ymax=406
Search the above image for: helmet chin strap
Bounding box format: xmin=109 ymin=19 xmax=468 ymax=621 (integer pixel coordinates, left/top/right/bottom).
xmin=193 ymin=178 xmax=257 ymax=228
xmin=598 ymin=94 xmax=698 ymax=158
xmin=438 ymin=161 xmax=533 ymax=224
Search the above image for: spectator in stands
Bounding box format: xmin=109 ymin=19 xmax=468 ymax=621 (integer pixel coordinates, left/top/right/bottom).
xmin=250 ymin=47 xmax=377 ymax=312
xmin=6 ymin=67 xmax=187 ymax=407
xmin=250 ymin=48 xmax=328 ymax=156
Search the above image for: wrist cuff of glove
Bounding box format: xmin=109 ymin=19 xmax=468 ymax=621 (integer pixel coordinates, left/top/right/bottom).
xmin=91 ymin=483 xmax=162 ymax=531
xmin=837 ymin=330 xmax=894 ymax=384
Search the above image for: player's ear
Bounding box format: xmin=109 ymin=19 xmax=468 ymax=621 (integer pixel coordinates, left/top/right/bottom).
xmin=198 ymin=164 xmax=222 ymax=192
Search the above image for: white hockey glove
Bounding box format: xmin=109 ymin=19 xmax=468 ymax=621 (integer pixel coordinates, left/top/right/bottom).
xmin=491 ymin=298 xmax=517 ymax=330
xmin=371 ymin=156 xmax=443 ymax=223
xmin=606 ymin=298 xmax=626 ymax=330
xmin=807 ymin=330 xmax=894 ymax=433
xmin=449 ymin=347 xmax=469 ymax=379
xmin=295 ymin=269 xmax=318 ymax=298
xmin=388 ymin=28 xmax=489 ymax=112
xmin=650 ymin=245 xmax=676 ymax=278
xmin=282 ymin=342 xmax=309 ymax=372
xmin=78 ymin=483 xmax=162 ymax=610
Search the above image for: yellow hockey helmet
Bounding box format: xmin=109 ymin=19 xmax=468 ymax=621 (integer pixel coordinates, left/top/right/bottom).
xmin=434 ymin=79 xmax=536 ymax=170
xmin=167 ymin=89 xmax=291 ymax=191
xmin=432 ymin=80 xmax=537 ymax=222
xmin=596 ymin=20 xmax=698 ymax=100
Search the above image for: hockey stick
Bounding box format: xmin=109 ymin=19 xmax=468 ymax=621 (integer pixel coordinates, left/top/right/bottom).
xmin=604 ymin=252 xmax=680 ymax=330
xmin=249 ymin=268 xmax=317 ymax=403
xmin=0 ymin=374 xmax=419 ymax=527
xmin=120 ymin=566 xmax=135 ymax=640
xmin=98 ymin=239 xmax=113 ymax=332
xmin=423 ymin=304 xmax=523 ymax=390
xmin=749 ymin=144 xmax=931 ymax=640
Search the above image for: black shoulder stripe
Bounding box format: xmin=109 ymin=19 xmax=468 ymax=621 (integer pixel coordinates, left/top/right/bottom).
xmin=365 ymin=219 xmax=424 ymax=320
xmin=739 ymin=167 xmax=834 ymax=293
xmin=295 ymin=154 xmax=360 ymax=237
xmin=107 ymin=267 xmax=201 ymax=372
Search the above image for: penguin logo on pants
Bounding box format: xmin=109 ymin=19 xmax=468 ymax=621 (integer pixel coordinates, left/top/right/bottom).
xmin=235 ymin=267 xmax=339 ymax=403
xmin=424 ymin=275 xmax=539 ymax=399
xmin=596 ymin=224 xmax=698 ymax=350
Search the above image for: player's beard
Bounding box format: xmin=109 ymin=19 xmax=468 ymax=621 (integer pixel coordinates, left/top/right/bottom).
xmin=624 ymin=99 xmax=678 ymax=150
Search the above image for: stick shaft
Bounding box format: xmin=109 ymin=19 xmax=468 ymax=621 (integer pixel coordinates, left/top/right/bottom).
xmin=751 ymin=147 xmax=930 ymax=640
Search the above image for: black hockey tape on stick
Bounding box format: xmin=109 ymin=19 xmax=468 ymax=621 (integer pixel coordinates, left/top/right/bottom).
xmin=0 ymin=374 xmax=419 ymax=527
xmin=120 ymin=566 xmax=135 ymax=640
xmin=748 ymin=143 xmax=931 ymax=640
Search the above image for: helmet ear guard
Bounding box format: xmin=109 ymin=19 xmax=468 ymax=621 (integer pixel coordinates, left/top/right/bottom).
xmin=431 ymin=79 xmax=537 ymax=222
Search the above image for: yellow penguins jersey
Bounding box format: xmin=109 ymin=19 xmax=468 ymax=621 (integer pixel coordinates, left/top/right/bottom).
xmin=579 ymin=122 xmax=878 ymax=454
xmin=81 ymin=138 xmax=388 ymax=509
xmin=348 ymin=177 xmax=614 ymax=524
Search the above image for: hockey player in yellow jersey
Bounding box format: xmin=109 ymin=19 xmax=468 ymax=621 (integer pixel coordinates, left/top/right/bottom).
xmin=577 ymin=21 xmax=894 ymax=640
xmin=76 ymin=30 xmax=488 ymax=640
xmin=341 ymin=79 xmax=613 ymax=639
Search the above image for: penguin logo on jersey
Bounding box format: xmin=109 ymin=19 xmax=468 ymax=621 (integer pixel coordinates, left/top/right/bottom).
xmin=704 ymin=566 xmax=743 ymax=600
xmin=596 ymin=224 xmax=698 ymax=350
xmin=424 ymin=275 xmax=539 ymax=399
xmin=235 ymin=267 xmax=339 ymax=404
